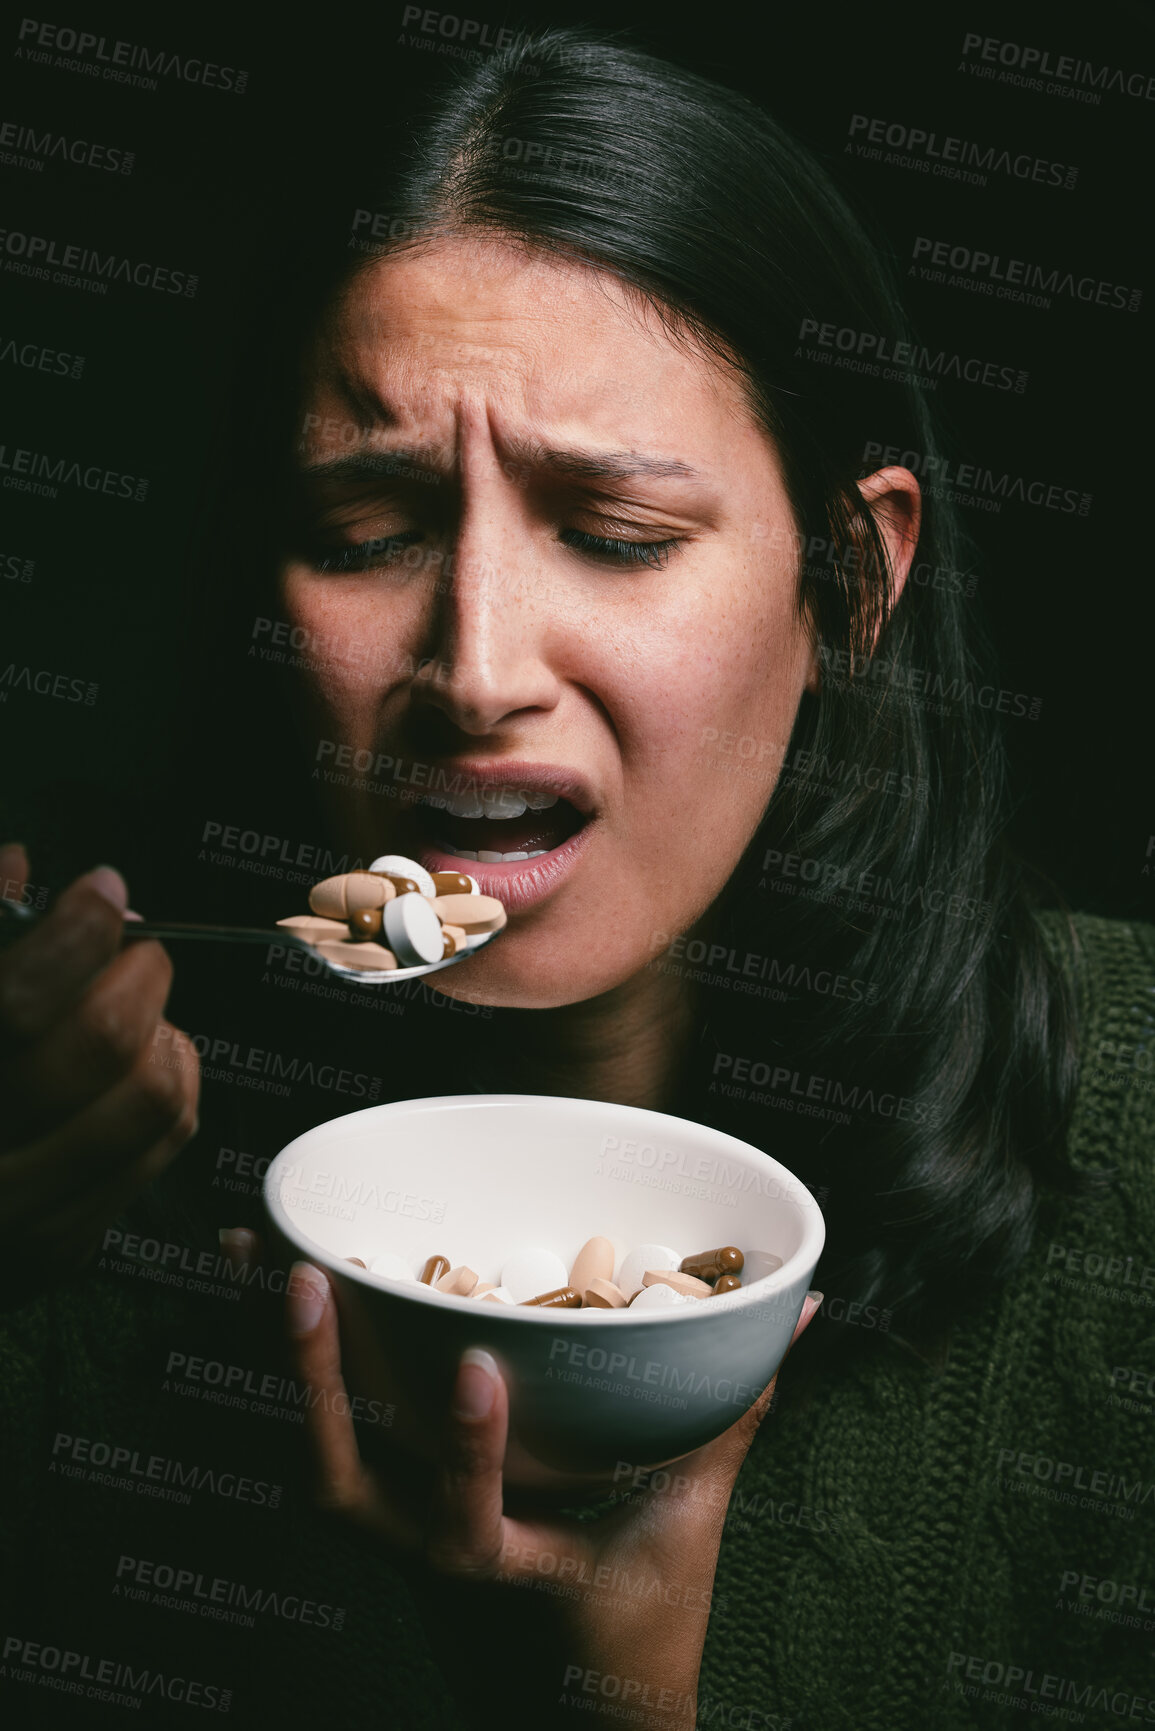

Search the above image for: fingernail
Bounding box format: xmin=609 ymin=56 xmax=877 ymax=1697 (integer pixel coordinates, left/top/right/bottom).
xmin=82 ymin=865 xmax=128 ymax=911
xmin=453 ymin=1348 xmax=499 ymax=1420
xmin=218 ymin=1227 xmax=256 ymax=1271
xmin=124 ymin=908 xmax=144 ymax=922
xmin=791 ymin=1290 xmax=823 ymax=1345
xmin=287 ymin=1262 xmax=328 ymax=1335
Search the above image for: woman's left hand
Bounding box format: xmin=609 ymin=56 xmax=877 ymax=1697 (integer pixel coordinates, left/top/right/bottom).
xmin=284 ymin=1259 xmax=820 ymax=1728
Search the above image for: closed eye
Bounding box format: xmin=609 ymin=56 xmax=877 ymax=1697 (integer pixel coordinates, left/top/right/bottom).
xmin=306 ymin=532 xmax=425 ymax=574
xmin=559 ymin=528 xmax=681 ymax=569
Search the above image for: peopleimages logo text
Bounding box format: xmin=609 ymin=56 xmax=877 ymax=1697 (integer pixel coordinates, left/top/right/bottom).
xmin=15 ymin=19 xmax=247 ymax=92
xmin=911 ymin=237 xmax=1140 ymax=312
xmin=0 ymin=228 xmax=195 ymax=294
xmin=959 ymin=33 xmax=1155 ymax=102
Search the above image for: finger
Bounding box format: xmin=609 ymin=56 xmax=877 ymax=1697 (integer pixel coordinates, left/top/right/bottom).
xmin=0 ymin=1022 xmax=200 ymax=1219
xmin=725 ymin=1288 xmax=824 ymax=1438
xmin=286 ymin=1261 xmax=421 ymax=1549
xmin=0 ymin=938 xmax=176 ymax=1146
xmin=217 ymin=1227 xmax=260 ymax=1273
xmin=658 ymin=1290 xmax=826 ymax=1495
xmin=790 ymin=1288 xmax=823 ymax=1348
xmin=424 ymin=1350 xmax=509 ymax=1580
xmin=0 ymin=841 xmax=30 ymax=903
xmin=0 ymin=869 xmax=130 ymax=1040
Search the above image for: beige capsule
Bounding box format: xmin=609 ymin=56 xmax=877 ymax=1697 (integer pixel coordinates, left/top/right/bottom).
xmin=569 ymin=1236 xmax=615 ymax=1294
xmin=642 ymin=1269 xmax=713 ymax=1299
xmin=312 ymin=940 xmax=398 ymax=972
xmin=276 ymin=914 xmax=349 ymax=938
xmin=430 ymin=893 xmax=506 ymax=934
xmin=435 ymin=1265 xmax=480 ymax=1296
xmin=308 ymin=872 xmax=396 ymax=919
xmin=582 ymin=1278 xmax=628 ymax=1309
xmin=346 ymin=871 xmax=395 ymax=914
xmin=307 ymin=874 xmax=352 ymax=919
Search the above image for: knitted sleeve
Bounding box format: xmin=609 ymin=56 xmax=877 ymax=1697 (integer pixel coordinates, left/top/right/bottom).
xmin=700 ymin=913 xmax=1155 ymax=1731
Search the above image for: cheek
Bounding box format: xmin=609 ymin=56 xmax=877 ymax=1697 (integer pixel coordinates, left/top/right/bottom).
xmin=620 ymin=579 xmax=806 ymax=790
xmin=279 ymin=572 xmax=420 ymax=720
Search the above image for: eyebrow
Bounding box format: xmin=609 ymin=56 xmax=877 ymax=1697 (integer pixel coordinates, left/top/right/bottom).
xmin=296 ymin=442 xmax=706 ymax=486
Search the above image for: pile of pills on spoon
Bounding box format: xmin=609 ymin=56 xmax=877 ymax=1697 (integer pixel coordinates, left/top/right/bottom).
xmin=343 ymin=1237 xmax=782 ymax=1311
xmin=277 ymin=854 xmax=506 ymax=971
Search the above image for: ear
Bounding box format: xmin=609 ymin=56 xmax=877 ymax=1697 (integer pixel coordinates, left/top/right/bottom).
xmin=802 ymin=465 xmax=922 ymax=695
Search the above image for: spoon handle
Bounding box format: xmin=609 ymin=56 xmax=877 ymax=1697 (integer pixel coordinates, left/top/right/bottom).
xmin=0 ymin=899 xmax=314 ymax=954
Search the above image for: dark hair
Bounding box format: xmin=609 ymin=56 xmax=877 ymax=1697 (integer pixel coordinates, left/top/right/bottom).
xmin=241 ymin=25 xmax=1087 ymax=1366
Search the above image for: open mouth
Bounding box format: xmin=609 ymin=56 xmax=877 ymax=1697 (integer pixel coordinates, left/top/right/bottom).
xmin=413 ymin=788 xmax=587 ymax=863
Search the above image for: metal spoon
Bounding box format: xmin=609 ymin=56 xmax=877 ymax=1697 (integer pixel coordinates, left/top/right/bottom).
xmin=0 ymin=897 xmax=498 ymax=984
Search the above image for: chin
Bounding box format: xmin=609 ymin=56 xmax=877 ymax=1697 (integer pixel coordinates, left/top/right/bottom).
xmin=429 ymin=942 xmax=645 ymax=1012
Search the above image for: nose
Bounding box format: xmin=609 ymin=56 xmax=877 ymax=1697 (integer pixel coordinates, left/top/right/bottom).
xmin=412 ymin=455 xmax=561 ymax=737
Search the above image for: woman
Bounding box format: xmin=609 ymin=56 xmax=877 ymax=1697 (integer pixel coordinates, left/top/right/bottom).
xmin=2 ymin=26 xmax=1150 ymax=1730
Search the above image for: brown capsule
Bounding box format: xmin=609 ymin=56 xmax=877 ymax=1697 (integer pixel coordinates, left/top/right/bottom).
xmin=346 ymin=1257 xmax=367 ymax=1268
xmin=372 ymin=872 xmax=420 ymax=898
xmin=418 ymin=1254 xmax=450 ymax=1286
xmin=712 ymin=1274 xmax=742 ymax=1295
xmin=430 ymin=871 xmax=477 ymax=896
xmin=521 ymin=1285 xmax=582 ymax=1309
xmin=347 ymin=907 xmax=383 ymax=940
xmin=680 ymin=1246 xmax=744 ymax=1281
xmin=441 ymin=928 xmax=458 ymax=959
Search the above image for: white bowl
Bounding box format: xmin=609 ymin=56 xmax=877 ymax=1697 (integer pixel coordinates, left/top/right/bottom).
xmin=262 ymin=1094 xmax=825 ymax=1489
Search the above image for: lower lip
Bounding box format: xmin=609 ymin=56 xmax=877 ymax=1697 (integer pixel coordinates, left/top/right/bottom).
xmin=415 ymin=820 xmax=598 ymax=914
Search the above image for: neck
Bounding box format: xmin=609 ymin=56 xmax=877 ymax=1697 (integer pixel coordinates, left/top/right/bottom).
xmin=476 ymin=961 xmax=696 ymax=1111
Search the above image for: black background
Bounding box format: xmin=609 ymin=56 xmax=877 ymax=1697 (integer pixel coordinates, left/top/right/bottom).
xmin=2 ymin=0 xmax=1152 ymax=915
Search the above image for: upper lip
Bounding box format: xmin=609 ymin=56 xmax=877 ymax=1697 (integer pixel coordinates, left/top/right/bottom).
xmin=407 ymin=761 xmax=599 ymax=819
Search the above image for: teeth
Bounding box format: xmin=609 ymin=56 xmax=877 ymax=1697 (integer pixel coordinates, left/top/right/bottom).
xmin=420 ymin=788 xmax=564 ymax=819
xmin=481 ymin=788 xmax=527 ymax=819
xmin=434 ymin=791 xmax=485 ymax=819
xmin=438 ymin=844 xmax=548 ymax=864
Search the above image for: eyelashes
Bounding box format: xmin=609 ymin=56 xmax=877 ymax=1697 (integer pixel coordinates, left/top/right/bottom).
xmin=301 ymin=527 xmax=682 ymax=575
xmin=558 ymin=528 xmax=680 ymax=569
xmin=308 ymin=533 xmax=424 ymax=575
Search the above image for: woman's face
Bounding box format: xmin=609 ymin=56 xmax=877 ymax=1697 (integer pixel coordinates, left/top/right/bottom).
xmin=280 ymin=234 xmax=820 ymax=1009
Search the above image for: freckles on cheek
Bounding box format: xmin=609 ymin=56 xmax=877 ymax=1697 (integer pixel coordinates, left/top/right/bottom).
xmin=280 ymin=576 xmax=411 ymax=710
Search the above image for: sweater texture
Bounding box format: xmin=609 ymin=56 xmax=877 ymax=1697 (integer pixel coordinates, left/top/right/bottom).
xmin=1 ymin=913 xmax=1152 ymax=1729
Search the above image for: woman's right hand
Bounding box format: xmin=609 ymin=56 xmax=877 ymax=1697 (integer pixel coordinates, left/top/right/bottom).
xmin=0 ymin=842 xmax=200 ymax=1304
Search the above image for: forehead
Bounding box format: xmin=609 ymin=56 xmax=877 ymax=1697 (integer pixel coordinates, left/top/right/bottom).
xmin=307 ymin=234 xmax=761 ymax=457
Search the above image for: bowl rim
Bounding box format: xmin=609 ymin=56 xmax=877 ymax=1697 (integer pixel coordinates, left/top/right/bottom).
xmin=262 ymin=1092 xmax=825 ymax=1325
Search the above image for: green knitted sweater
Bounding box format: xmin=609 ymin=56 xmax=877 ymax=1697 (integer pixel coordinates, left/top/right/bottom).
xmin=1 ymin=914 xmax=1152 ymax=1729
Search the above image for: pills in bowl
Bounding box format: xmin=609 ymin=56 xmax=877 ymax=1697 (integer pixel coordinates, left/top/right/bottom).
xmin=276 ymin=854 xmax=506 ymax=972
xmin=337 ymin=1238 xmax=770 ymax=1314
